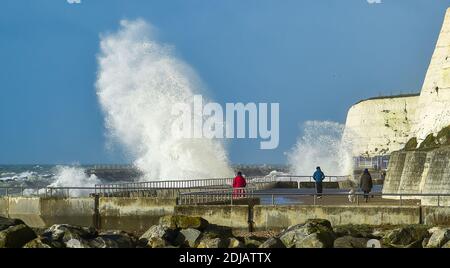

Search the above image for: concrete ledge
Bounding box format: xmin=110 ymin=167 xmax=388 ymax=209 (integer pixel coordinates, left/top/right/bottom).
xmin=6 ymin=197 xmax=95 ymax=228
xmin=8 ymin=197 xmax=44 ymax=227
xmin=40 ymin=198 xmax=95 ymax=227
xmin=98 ymin=197 xmax=177 ymax=232
xmin=252 ymin=205 xmax=421 ymax=230
xmin=0 ymin=198 xmax=8 ymax=217
xmin=422 ymin=206 xmax=450 ymax=225
xmin=174 ymin=205 xmax=249 ymax=230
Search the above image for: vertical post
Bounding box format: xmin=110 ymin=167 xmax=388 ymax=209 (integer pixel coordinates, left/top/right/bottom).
xmin=313 ymin=194 xmax=316 ymax=205
xmin=437 ymin=195 xmax=440 ymax=207
xmin=356 ymin=195 xmax=359 ymax=206
xmin=5 ymin=188 xmax=8 ymax=196
xmin=272 ymin=194 xmax=274 ymax=205
xmin=400 ymin=195 xmax=403 ymax=206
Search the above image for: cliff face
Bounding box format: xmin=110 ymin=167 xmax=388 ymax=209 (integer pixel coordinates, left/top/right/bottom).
xmin=344 ymin=8 xmax=450 ymax=157
xmin=343 ymin=95 xmax=418 ymax=157
xmin=413 ymin=9 xmax=450 ymax=142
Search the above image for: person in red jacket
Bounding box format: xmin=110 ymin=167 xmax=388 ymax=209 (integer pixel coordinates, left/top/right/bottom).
xmin=232 ymin=171 xmax=247 ymax=198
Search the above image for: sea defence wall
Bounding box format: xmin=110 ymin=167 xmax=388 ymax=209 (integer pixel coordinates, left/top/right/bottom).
xmin=252 ymin=205 xmax=421 ymax=230
xmin=383 ymin=147 xmax=450 ymax=206
xmin=1 ymin=197 xmax=449 ymax=231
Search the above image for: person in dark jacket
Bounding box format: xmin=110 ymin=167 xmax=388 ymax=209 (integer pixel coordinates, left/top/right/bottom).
xmin=312 ymin=167 xmax=325 ymax=198
xmin=360 ymin=169 xmax=373 ymax=202
xmin=232 ymin=171 xmax=247 ymax=198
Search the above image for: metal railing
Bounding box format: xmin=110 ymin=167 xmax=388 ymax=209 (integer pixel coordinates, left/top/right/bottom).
xmin=1 ymin=185 xmax=450 ymax=207
xmin=253 ymin=175 xmax=350 ymax=183
xmin=178 ymin=191 xmax=450 ymax=207
xmin=93 ymin=175 xmax=351 ymax=193
xmin=179 ymin=187 xmax=255 ymax=205
xmin=0 ymin=186 xmax=178 ymax=198
xmin=1 ymin=175 xmax=352 ymax=197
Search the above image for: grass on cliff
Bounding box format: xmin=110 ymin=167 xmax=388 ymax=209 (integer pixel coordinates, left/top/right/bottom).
xmin=436 ymin=125 xmax=450 ymax=146
xmin=403 ymin=137 xmax=418 ymax=151
xmin=418 ymin=134 xmax=439 ymax=150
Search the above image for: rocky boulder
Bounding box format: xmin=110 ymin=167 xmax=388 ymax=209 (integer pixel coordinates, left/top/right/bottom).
xmin=278 ymin=219 xmax=335 ymax=248
xmin=259 ymin=237 xmax=285 ymax=248
xmin=197 ymin=237 xmax=227 ymax=248
xmin=23 ymin=238 xmax=53 ymax=248
xmin=442 ymin=240 xmax=450 ymax=248
xmin=333 ymin=224 xmax=378 ymax=239
xmin=0 ymin=224 xmax=37 ymax=248
xmin=425 ymin=228 xmax=450 ymax=248
xmin=383 ymin=226 xmax=429 ymax=248
xmin=0 ymin=217 xmax=25 ymax=231
xmin=296 ymin=232 xmax=335 ymax=248
xmin=228 ymin=238 xmax=244 ymax=248
xmin=243 ymin=236 xmax=266 ymax=248
xmin=159 ymin=215 xmax=208 ymax=231
xmin=39 ymin=224 xmax=98 ymax=248
xmin=333 ymin=236 xmax=370 ymax=248
xmin=139 ymin=225 xmax=177 ymax=248
xmin=175 ymin=228 xmax=202 ymax=248
xmin=90 ymin=231 xmax=137 ymax=248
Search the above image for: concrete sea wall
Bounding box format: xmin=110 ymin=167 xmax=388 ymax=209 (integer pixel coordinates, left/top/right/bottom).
xmin=383 ymin=147 xmax=450 ymax=206
xmin=98 ymin=197 xmax=177 ymax=232
xmin=2 ymin=197 xmax=450 ymax=231
xmin=252 ymin=205 xmax=421 ymax=230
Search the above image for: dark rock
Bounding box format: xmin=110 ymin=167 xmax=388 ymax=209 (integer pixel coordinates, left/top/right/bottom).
xmin=425 ymin=228 xmax=450 ymax=248
xmin=43 ymin=224 xmax=97 ymax=242
xmin=296 ymin=232 xmax=334 ymax=248
xmin=203 ymin=224 xmax=233 ymax=238
xmin=23 ymin=238 xmax=52 ymax=248
xmin=39 ymin=224 xmax=98 ymax=248
xmin=175 ymin=228 xmax=202 ymax=248
xmin=442 ymin=241 xmax=450 ymax=248
xmin=197 ymin=237 xmax=227 ymax=248
xmin=244 ymin=236 xmax=265 ymax=248
xmin=259 ymin=237 xmax=285 ymax=248
xmin=383 ymin=226 xmax=429 ymax=248
xmin=139 ymin=225 xmax=177 ymax=248
xmin=0 ymin=217 xmax=25 ymax=231
xmin=0 ymin=224 xmax=37 ymax=248
xmin=90 ymin=230 xmax=137 ymax=248
xmin=278 ymin=219 xmax=335 ymax=248
xmin=333 ymin=224 xmax=377 ymax=239
xmin=228 ymin=237 xmax=244 ymax=248
xmin=333 ymin=236 xmax=370 ymax=248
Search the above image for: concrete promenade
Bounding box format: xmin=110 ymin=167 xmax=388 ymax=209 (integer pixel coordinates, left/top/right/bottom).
xmin=1 ymin=193 xmax=448 ymax=233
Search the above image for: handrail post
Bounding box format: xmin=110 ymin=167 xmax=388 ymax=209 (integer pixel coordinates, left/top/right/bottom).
xmin=400 ymin=195 xmax=402 ymax=206
xmin=313 ymin=194 xmax=316 ymax=205
xmin=437 ymin=195 xmax=440 ymax=207
xmin=272 ymin=194 xmax=274 ymax=205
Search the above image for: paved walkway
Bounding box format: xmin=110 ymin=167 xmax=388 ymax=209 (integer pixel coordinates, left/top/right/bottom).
xmin=255 ymin=188 xmax=421 ymax=206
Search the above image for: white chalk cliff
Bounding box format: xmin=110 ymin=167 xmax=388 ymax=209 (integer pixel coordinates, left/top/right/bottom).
xmin=344 ymin=8 xmax=450 ymax=157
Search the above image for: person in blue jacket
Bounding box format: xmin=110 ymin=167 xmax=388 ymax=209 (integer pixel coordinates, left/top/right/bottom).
xmin=312 ymin=166 xmax=325 ymax=198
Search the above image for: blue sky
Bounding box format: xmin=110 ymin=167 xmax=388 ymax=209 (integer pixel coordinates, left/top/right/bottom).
xmin=1 ymin=0 xmax=450 ymax=165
